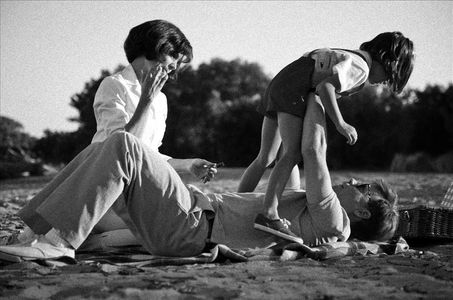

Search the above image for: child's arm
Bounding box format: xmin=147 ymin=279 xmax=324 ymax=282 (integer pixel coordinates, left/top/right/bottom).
xmin=316 ymin=75 xmax=358 ymax=145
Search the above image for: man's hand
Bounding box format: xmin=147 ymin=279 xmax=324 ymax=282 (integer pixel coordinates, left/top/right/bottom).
xmin=336 ymin=122 xmax=358 ymax=145
xmin=140 ymin=65 xmax=168 ymax=103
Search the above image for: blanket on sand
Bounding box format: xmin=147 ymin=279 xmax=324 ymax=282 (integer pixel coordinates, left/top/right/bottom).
xmin=0 ymin=236 xmax=408 ymax=268
xmin=83 ymin=237 xmax=409 ymax=267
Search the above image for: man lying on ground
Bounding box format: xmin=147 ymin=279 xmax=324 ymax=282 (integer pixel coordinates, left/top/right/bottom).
xmin=0 ymin=95 xmax=398 ymax=262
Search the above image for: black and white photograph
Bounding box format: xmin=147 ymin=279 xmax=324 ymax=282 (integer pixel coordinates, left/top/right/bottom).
xmin=1 ymin=1 xmax=452 ymax=299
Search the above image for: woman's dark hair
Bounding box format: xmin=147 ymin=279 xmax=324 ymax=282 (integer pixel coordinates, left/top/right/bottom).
xmin=360 ymin=32 xmax=414 ymax=94
xmin=350 ymin=180 xmax=399 ymax=242
xmin=124 ymin=20 xmax=193 ymax=75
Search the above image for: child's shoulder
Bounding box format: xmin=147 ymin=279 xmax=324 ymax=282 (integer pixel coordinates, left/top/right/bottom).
xmin=309 ymin=48 xmax=353 ymax=59
xmin=318 ymin=48 xmax=371 ymax=69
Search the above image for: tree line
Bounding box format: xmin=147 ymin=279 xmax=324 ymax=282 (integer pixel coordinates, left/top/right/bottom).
xmin=1 ymin=58 xmax=452 ymax=178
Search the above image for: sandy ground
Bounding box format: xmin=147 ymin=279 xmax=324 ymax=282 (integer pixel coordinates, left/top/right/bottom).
xmin=0 ymin=170 xmax=452 ymax=299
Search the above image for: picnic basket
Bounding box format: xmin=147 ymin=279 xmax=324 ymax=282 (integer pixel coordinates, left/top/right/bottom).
xmin=394 ymin=182 xmax=453 ymax=240
xmin=395 ymin=205 xmax=453 ymax=240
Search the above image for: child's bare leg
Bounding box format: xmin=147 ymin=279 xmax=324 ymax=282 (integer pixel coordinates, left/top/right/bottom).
xmin=263 ymin=112 xmax=303 ymax=219
xmin=238 ymin=116 xmax=281 ymax=192
xmin=275 ymin=147 xmax=301 ymax=190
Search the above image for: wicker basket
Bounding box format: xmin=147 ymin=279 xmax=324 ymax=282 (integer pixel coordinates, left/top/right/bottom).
xmin=395 ymin=205 xmax=453 ymax=240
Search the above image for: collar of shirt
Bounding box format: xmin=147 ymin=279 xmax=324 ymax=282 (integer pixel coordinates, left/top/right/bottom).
xmin=120 ymin=64 xmax=140 ymax=87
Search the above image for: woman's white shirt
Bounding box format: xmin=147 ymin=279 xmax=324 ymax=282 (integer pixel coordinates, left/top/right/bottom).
xmin=91 ymin=64 xmax=170 ymax=159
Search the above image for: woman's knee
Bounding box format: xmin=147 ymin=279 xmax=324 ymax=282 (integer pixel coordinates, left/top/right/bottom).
xmin=105 ymin=131 xmax=140 ymax=151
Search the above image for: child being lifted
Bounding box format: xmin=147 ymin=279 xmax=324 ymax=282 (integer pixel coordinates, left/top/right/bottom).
xmin=238 ymin=32 xmax=414 ymax=243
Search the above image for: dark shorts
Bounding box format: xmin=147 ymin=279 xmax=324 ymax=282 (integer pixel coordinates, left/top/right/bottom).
xmin=257 ymin=56 xmax=315 ymax=119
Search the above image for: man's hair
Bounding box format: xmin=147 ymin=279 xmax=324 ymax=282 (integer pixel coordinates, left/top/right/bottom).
xmin=349 ymin=180 xmax=399 ymax=242
xmin=123 ymin=20 xmax=193 ymax=71
xmin=360 ymin=31 xmax=414 ymax=94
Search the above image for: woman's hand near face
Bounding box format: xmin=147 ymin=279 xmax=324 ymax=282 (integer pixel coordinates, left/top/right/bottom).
xmin=140 ymin=65 xmax=169 ymax=104
xmin=125 ymin=65 xmax=168 ymax=137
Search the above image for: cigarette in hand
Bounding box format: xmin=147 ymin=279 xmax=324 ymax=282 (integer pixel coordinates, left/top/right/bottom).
xmin=201 ymin=162 xmax=225 ymax=183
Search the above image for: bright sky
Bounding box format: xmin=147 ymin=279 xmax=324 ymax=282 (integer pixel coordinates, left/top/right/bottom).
xmin=1 ymin=1 xmax=452 ymax=137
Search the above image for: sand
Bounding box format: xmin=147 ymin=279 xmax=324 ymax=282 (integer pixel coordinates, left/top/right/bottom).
xmin=1 ymin=170 xmax=452 ymax=299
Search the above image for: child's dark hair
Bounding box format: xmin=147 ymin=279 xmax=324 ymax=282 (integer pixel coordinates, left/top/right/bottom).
xmin=350 ymin=180 xmax=399 ymax=242
xmin=360 ymin=32 xmax=414 ymax=93
xmin=124 ymin=20 xmax=193 ymax=76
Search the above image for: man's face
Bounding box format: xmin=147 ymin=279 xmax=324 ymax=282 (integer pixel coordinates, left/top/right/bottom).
xmin=334 ymin=178 xmax=371 ymax=217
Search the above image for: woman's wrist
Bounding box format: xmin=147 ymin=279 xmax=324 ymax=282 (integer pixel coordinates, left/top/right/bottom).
xmin=167 ymin=158 xmax=193 ymax=173
xmin=139 ymin=93 xmax=154 ymax=105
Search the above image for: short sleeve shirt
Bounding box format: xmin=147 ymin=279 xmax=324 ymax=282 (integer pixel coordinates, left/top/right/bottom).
xmin=293 ymin=191 xmax=351 ymax=246
xmin=204 ymin=190 xmax=350 ymax=249
xmin=305 ymin=48 xmax=371 ymax=94
xmin=91 ymin=65 xmax=170 ymax=160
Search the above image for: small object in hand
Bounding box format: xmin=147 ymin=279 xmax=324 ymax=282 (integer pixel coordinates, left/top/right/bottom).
xmin=213 ymin=162 xmax=225 ymax=168
xmin=201 ymin=162 xmax=225 ymax=183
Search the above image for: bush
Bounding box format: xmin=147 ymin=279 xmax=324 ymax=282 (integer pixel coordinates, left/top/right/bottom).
xmin=33 ymin=130 xmax=91 ymax=164
xmin=0 ymin=161 xmax=46 ymax=180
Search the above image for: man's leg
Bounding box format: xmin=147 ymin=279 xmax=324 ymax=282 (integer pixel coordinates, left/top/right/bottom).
xmin=301 ymin=94 xmax=334 ymax=204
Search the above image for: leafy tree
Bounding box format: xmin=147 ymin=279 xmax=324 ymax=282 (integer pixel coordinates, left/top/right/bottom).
xmin=326 ymin=86 xmax=409 ymax=169
xmin=197 ymin=58 xmax=270 ymax=101
xmin=409 ymin=85 xmax=453 ymax=155
xmin=0 ymin=116 xmax=46 ymax=179
xmin=69 ymin=66 xmax=124 ymax=137
xmin=0 ymin=116 xmax=36 ymax=162
xmin=211 ymin=96 xmax=263 ymax=166
xmin=161 ymin=58 xmax=270 ymax=164
xmin=33 ymin=129 xmax=90 ymax=164
xmin=35 ymin=51 xmax=452 ymax=171
xmin=325 ymin=84 xmax=453 ymax=170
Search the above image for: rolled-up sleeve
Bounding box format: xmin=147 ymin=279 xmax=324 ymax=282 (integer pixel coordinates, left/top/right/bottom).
xmin=298 ymin=191 xmax=351 ymax=246
xmin=93 ymin=77 xmax=129 ymax=137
